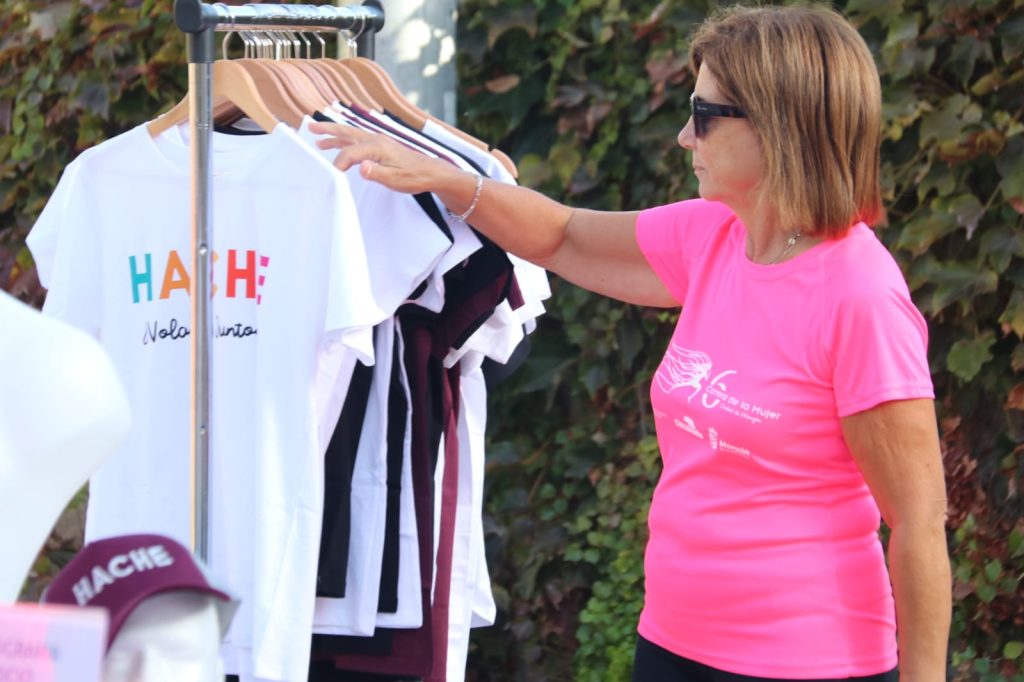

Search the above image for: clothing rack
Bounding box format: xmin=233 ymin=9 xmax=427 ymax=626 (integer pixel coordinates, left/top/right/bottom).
xmin=172 ymin=0 xmax=386 ymax=560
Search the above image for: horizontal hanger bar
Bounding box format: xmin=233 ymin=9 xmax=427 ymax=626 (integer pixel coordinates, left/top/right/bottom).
xmin=175 ymin=0 xmax=385 ymax=35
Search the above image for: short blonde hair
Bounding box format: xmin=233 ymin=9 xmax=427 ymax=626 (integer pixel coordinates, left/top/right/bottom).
xmin=689 ymin=4 xmax=885 ymax=237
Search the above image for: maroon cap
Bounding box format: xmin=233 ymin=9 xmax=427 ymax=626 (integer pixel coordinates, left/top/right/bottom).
xmin=42 ymin=534 xmax=236 ymax=648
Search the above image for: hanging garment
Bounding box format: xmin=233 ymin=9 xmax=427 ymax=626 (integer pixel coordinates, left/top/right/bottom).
xmin=26 ymin=122 xmax=389 ymax=682
xmin=315 ymin=241 xmax=520 ymax=679
xmin=297 ymin=113 xmax=471 ymax=637
xmin=302 ymin=106 xmax=550 ymax=680
xmin=414 ymin=121 xmax=554 ymax=680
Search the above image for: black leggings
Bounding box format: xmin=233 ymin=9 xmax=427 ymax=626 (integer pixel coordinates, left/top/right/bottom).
xmin=631 ymin=635 xmax=898 ymax=682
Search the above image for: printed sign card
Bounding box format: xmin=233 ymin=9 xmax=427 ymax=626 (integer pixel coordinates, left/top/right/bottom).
xmin=0 ymin=603 xmax=107 ymax=682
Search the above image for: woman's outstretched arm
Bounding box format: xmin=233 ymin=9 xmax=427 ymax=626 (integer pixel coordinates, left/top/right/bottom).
xmin=309 ymin=121 xmax=678 ymax=308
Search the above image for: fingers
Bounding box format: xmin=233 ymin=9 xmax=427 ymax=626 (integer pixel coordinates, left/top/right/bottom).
xmin=308 ymin=120 xmax=367 ymax=141
xmin=331 ymin=142 xmax=379 ymax=173
xmin=310 ymin=126 xmax=366 ymax=151
xmin=307 ymin=120 xmax=441 ymax=194
xmin=308 ymin=121 xmax=378 ymax=152
xmin=308 ymin=122 xmax=387 ymax=173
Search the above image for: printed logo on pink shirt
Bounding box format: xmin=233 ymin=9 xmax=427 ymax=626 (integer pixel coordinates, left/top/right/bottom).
xmin=656 ymin=343 xmax=736 ymax=408
xmin=656 ymin=343 xmax=782 ymax=425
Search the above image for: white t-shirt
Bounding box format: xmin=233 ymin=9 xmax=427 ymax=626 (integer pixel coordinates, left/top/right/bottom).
xmin=297 ymin=116 xmax=452 ymax=315
xmin=27 ymin=122 xmax=386 ymax=682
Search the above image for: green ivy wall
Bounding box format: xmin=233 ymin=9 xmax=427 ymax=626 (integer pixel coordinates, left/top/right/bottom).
xmin=1 ymin=1 xmax=1022 ymax=680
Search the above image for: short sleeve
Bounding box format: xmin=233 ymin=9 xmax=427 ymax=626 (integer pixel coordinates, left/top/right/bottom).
xmin=26 ymin=162 xmax=81 ymax=288
xmin=635 ymin=199 xmax=734 ymax=304
xmin=828 ymin=282 xmax=934 ymax=417
xmin=321 ymin=166 xmax=387 ymax=365
xmin=26 ymin=160 xmax=102 ymax=336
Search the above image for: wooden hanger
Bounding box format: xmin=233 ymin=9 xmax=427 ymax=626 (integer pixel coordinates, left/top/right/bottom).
xmin=308 ymin=61 xmax=359 ymax=107
xmin=284 ymin=59 xmax=339 ymax=104
xmin=148 ymin=60 xmax=279 ymax=137
xmin=255 ymin=59 xmax=330 ymax=115
xmin=315 ymin=59 xmax=382 ymax=110
xmin=217 ymin=32 xmax=323 ymax=124
xmin=341 ymin=58 xmax=425 ymax=127
xmin=231 ymin=59 xmax=310 ymax=127
xmin=347 ymin=57 xmax=518 ymax=178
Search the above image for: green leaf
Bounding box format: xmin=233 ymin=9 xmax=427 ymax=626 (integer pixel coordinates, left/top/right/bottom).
xmin=919 ymin=94 xmax=971 ymax=146
xmin=980 ymin=224 xmax=1024 ymax=273
xmin=971 ymin=71 xmax=1003 ymax=97
xmin=895 ymin=208 xmax=957 ymax=255
xmin=549 ymin=140 xmax=583 ymax=188
xmin=1004 ymin=641 xmax=1024 ymax=660
xmin=916 ymin=163 xmax=956 ymax=201
xmin=946 ymin=36 xmax=990 ymax=86
xmin=1010 ymin=527 xmax=1024 ymax=558
xmin=845 ymin=0 xmax=905 ymax=22
xmin=983 ymin=559 xmax=1003 ymax=582
xmin=1000 ymin=289 xmax=1024 ymax=339
xmin=996 ymin=138 xmax=1024 ymax=201
xmin=1013 ymin=344 xmax=1024 ymax=373
xmin=908 ymin=258 xmax=999 ymax=314
xmin=976 ymin=583 xmax=997 ymax=603
xmin=948 ymin=194 xmax=985 ymax=240
xmin=946 ymin=331 xmax=996 ymax=382
xmin=998 ymin=15 xmax=1024 ymax=62
xmin=884 ymin=12 xmax=920 ymax=49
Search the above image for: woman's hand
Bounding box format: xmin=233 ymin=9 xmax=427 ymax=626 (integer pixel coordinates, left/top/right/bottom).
xmin=308 ymin=121 xmax=459 ymax=195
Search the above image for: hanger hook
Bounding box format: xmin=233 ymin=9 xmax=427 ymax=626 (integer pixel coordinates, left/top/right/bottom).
xmin=353 ymin=11 xmax=368 ymax=56
xmin=222 ymin=31 xmax=234 ymax=60
xmin=270 ymin=31 xmax=284 ymax=60
xmin=312 ymin=31 xmax=327 ymax=59
xmin=255 ymin=31 xmax=268 ymax=60
xmin=275 ymin=31 xmax=287 ymax=61
xmin=338 ymin=6 xmax=362 ymax=59
xmin=294 ymin=31 xmax=312 ymax=60
xmin=238 ymin=30 xmax=254 ymax=59
xmin=341 ymin=29 xmax=356 ymax=59
xmin=287 ymin=31 xmax=303 ymax=59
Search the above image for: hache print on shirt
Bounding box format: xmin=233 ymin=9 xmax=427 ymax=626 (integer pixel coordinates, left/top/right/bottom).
xmin=142 ymin=317 xmax=258 ymax=345
xmin=128 ymin=248 xmax=271 ymax=304
xmin=130 ymin=248 xmax=268 ymax=346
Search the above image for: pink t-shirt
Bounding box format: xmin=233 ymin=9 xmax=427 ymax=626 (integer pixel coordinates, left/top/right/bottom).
xmin=635 ymin=199 xmax=934 ymax=678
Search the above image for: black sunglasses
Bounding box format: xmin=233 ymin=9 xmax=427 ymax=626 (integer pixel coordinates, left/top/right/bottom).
xmin=690 ymin=94 xmax=747 ymax=138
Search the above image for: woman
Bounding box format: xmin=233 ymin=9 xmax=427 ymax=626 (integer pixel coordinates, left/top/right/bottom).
xmin=310 ymin=4 xmax=951 ymax=681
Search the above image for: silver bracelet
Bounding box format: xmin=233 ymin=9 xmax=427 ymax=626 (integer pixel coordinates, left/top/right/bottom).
xmin=446 ymin=174 xmax=484 ymax=222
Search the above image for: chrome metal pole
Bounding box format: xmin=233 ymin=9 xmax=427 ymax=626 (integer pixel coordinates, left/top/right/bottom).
xmin=356 ymin=0 xmax=383 ymax=58
xmin=186 ymin=28 xmax=215 ymax=561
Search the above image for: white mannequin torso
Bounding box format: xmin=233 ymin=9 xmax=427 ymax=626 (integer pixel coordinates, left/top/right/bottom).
xmin=0 ymin=291 xmax=131 ymax=601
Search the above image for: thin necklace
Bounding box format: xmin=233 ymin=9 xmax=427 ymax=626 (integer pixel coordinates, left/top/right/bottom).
xmin=768 ymin=231 xmax=803 ymax=265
